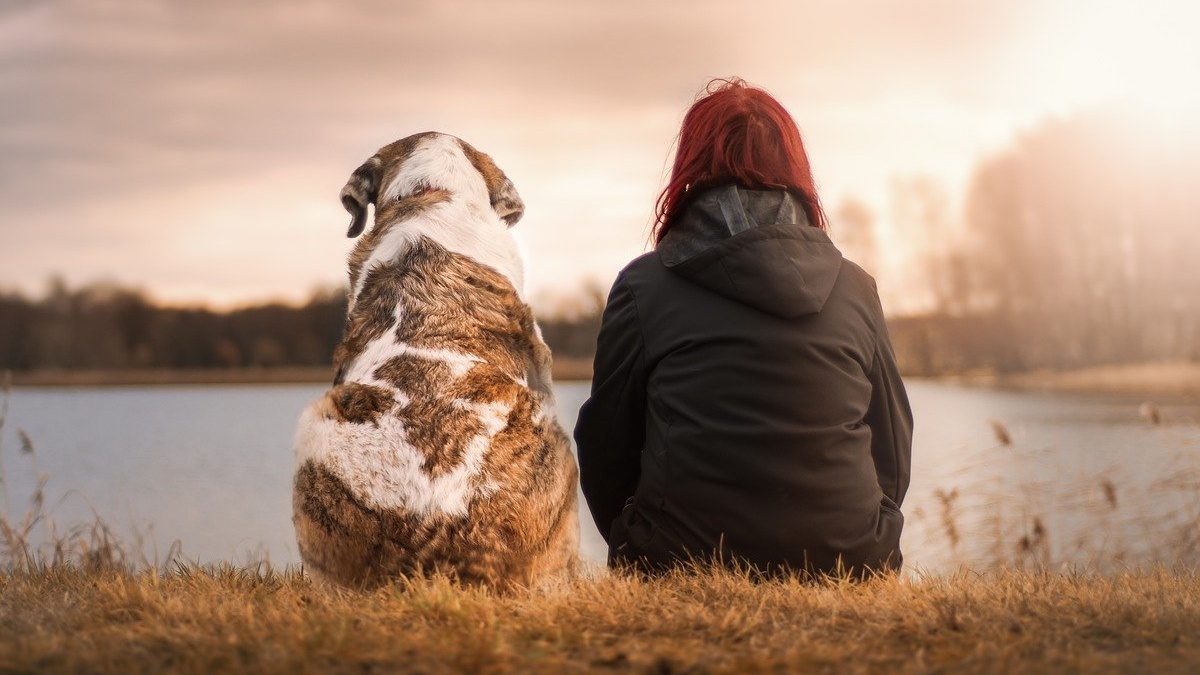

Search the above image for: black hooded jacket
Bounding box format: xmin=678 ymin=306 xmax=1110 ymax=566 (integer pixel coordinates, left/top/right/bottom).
xmin=574 ymin=184 xmax=913 ymax=576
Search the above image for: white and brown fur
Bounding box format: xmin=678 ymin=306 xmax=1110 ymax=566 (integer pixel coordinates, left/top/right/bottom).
xmin=292 ymin=132 xmax=579 ymax=589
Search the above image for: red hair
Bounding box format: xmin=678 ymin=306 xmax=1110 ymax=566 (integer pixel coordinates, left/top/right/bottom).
xmin=654 ymin=78 xmax=826 ymax=243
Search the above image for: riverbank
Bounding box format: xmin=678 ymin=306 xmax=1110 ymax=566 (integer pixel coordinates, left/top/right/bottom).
xmin=951 ymin=361 xmax=1200 ymax=402
xmin=8 ymin=360 xmax=1199 ymax=401
xmin=6 ymin=357 xmax=595 ymax=387
xmin=1 ymin=565 xmax=1197 ymax=674
xmin=7 ymin=366 xmax=338 ymax=387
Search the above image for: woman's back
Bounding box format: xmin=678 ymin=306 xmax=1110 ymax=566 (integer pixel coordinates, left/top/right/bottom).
xmin=575 ymin=185 xmax=911 ymax=575
xmin=575 ymin=78 xmax=912 ymax=577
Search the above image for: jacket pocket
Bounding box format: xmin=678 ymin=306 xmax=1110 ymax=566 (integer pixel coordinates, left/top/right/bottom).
xmin=874 ymin=496 xmax=905 ymax=571
xmin=607 ymin=498 xmax=637 ymax=564
xmin=609 ymin=500 xmax=670 ymax=569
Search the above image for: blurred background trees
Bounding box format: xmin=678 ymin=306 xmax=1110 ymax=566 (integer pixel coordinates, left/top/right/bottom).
xmin=886 ymin=109 xmax=1200 ymax=374
xmin=0 ymin=281 xmax=348 ymax=372
xmin=1 ymin=109 xmax=1196 ymax=377
xmin=0 ymin=279 xmax=605 ymax=374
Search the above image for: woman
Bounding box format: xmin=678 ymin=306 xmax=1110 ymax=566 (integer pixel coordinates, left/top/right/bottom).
xmin=574 ymin=79 xmax=913 ymax=577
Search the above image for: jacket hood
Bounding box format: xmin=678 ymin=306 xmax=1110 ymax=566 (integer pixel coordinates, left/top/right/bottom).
xmin=657 ymin=185 xmax=843 ymax=318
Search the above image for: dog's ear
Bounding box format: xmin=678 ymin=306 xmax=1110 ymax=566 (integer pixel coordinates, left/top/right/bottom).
xmin=489 ymin=175 xmax=524 ymax=227
xmin=340 ymin=156 xmax=383 ymax=238
xmin=458 ymin=140 xmax=524 ymax=227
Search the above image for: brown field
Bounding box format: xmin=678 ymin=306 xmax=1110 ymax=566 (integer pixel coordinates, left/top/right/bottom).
xmin=1 ymin=564 xmax=1199 ymax=674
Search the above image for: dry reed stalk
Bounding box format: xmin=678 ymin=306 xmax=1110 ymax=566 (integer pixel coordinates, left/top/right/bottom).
xmin=0 ymin=372 xmax=185 ymax=575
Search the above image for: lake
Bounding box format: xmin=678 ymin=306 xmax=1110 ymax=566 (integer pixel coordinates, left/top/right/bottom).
xmin=1 ymin=380 xmax=1198 ymax=573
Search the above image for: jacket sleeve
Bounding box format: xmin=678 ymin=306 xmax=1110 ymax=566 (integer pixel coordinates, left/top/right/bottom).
xmin=864 ymin=309 xmax=914 ymax=506
xmin=574 ymin=274 xmax=649 ymax=542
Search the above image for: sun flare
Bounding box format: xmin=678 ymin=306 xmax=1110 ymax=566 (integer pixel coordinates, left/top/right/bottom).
xmin=1037 ymin=1 xmax=1200 ymax=115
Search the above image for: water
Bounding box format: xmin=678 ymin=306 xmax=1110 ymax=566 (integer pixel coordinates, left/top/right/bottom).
xmin=1 ymin=381 xmax=1197 ymax=572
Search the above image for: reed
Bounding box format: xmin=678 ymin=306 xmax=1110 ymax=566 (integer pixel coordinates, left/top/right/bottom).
xmin=905 ymin=406 xmax=1200 ymax=574
xmin=0 ymin=373 xmax=182 ymax=574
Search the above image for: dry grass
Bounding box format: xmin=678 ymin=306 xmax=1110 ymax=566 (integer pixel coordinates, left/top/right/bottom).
xmin=4 ymin=371 xmax=1200 ymax=673
xmin=2 ymin=564 xmax=1199 ymax=674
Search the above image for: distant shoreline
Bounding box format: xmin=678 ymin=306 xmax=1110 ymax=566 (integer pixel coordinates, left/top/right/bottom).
xmin=934 ymin=361 xmax=1200 ymax=402
xmin=7 ymin=366 xmax=338 ymax=388
xmin=7 ymin=360 xmax=1199 ymax=401
xmin=6 ymin=358 xmax=596 ymax=388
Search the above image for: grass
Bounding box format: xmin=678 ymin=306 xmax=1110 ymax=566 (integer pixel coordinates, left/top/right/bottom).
xmin=2 ymin=564 xmax=1200 ymax=674
xmin=3 ymin=372 xmax=1200 ymax=673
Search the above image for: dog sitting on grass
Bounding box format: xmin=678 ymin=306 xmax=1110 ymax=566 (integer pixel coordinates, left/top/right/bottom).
xmin=292 ymin=132 xmax=579 ymax=589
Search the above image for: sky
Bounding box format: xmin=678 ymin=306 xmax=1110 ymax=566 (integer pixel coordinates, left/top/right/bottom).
xmin=2 ymin=0 xmax=1197 ymax=312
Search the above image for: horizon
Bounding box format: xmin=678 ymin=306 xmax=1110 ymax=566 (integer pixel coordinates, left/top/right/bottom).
xmin=2 ymin=0 xmax=1198 ymax=314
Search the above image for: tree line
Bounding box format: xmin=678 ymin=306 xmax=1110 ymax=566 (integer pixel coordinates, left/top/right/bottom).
xmin=839 ymin=108 xmax=1200 ymax=374
xmin=0 ymin=281 xmax=348 ymax=371
xmin=2 ymin=108 xmax=1195 ymax=377
xmin=0 ymin=279 xmax=606 ymax=373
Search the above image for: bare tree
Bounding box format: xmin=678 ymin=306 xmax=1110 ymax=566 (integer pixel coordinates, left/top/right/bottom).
xmin=831 ymin=196 xmax=880 ymax=276
xmin=962 ymin=109 xmax=1200 ymax=370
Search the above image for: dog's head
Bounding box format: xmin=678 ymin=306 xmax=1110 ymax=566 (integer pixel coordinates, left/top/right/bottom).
xmin=339 ymin=132 xmax=524 ymax=238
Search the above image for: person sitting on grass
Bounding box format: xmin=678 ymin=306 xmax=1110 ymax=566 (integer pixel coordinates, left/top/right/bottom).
xmin=574 ymin=77 xmax=913 ymax=578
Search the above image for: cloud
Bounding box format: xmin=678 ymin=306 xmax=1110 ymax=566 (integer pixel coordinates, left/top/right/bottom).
xmin=3 ymin=0 xmax=1171 ymax=305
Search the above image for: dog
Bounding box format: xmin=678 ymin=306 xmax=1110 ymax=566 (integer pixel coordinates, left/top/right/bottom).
xmin=292 ymin=132 xmax=579 ymax=589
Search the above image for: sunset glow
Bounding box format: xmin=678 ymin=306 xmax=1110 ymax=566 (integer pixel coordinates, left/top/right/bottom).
xmin=1 ymin=0 xmax=1197 ymax=313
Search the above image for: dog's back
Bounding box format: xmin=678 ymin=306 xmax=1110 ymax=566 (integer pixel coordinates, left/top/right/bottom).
xmin=292 ymin=133 xmax=578 ymax=589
